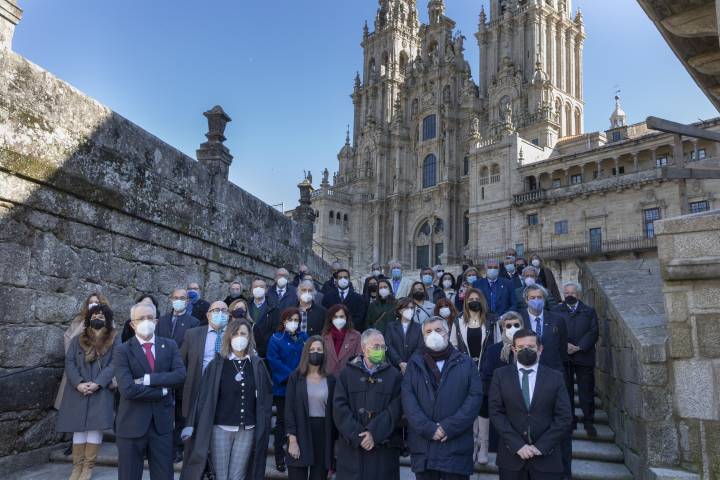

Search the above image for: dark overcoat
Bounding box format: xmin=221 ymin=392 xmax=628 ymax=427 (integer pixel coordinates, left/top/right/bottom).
xmin=284 ymin=371 xmax=336 ymax=469
xmin=180 ymin=353 xmax=272 ymax=480
xmin=333 ymin=356 xmax=403 ymax=480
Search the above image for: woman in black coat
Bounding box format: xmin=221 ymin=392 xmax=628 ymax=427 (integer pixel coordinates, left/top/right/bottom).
xmin=385 ymin=298 xmax=423 ymax=376
xmin=285 ymin=335 xmax=336 ymax=480
xmin=180 ymin=319 xmax=272 ymax=480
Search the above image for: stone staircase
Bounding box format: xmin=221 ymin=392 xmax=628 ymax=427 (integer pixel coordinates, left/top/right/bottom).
xmin=10 ymin=386 xmax=632 ymax=480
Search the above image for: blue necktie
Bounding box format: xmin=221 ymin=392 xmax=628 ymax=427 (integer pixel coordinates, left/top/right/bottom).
xmin=214 ymin=328 xmax=224 ymax=353
xmin=535 ymin=317 xmax=543 ymax=337
xmin=521 ymin=369 xmax=532 ymax=409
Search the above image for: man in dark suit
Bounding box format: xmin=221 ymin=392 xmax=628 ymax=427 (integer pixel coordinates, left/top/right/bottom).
xmin=474 ymin=259 xmax=517 ymax=317
xmin=267 ymin=268 xmax=298 ymax=312
xmin=552 ymin=282 xmax=599 ymax=436
xmin=321 ymin=268 xmax=368 ymax=331
xmin=248 ymin=278 xmax=277 ymax=359
xmin=155 ymin=288 xmax=199 ymax=463
xmin=489 ymin=329 xmax=572 ymax=480
xmin=113 ymin=302 xmax=186 ymax=480
xmin=321 ymin=261 xmax=342 ymax=296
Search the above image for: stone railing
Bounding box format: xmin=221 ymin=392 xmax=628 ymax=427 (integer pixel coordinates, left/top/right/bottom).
xmin=311 ymin=187 xmax=351 ymax=203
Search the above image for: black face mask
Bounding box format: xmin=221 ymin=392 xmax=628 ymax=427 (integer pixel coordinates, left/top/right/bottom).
xmin=564 ymin=296 xmax=578 ymax=306
xmin=90 ymin=319 xmax=105 ymax=330
xmin=412 ymin=291 xmax=426 ymax=301
xmin=231 ymin=308 xmax=246 ymax=319
xmin=368 ymin=284 xmax=378 ymax=293
xmin=517 ymin=348 xmax=538 ymax=367
xmin=308 ymin=352 xmax=324 ymax=366
xmin=467 ymin=301 xmax=483 ymax=312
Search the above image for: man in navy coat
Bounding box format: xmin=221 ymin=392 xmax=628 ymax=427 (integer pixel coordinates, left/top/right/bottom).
xmin=474 ymin=259 xmax=517 ymax=317
xmin=114 ymin=302 xmax=186 ymax=480
xmin=321 ymin=268 xmax=368 ymax=331
xmin=155 ymin=288 xmax=199 ymax=463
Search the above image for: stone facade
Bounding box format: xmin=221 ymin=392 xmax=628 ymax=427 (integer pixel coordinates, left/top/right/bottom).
xmin=311 ymin=0 xmax=720 ymax=274
xmin=0 ymin=20 xmax=328 ymax=474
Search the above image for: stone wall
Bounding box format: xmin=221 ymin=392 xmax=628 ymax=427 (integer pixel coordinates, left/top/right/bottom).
xmin=655 ymin=209 xmax=720 ymax=479
xmin=579 ymin=257 xmax=676 ymax=479
xmin=0 ymin=46 xmax=329 ymax=473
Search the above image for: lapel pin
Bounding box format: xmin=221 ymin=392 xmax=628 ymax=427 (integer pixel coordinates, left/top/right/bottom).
xmin=162 ymin=344 xmax=166 ymax=348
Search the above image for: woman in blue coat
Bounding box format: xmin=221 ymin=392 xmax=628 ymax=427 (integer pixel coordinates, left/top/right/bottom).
xmin=267 ymin=307 xmax=308 ymax=472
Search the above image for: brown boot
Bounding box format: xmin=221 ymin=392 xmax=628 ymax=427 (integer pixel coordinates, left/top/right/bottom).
xmin=68 ymin=443 xmax=85 ymax=480
xmin=78 ymin=443 xmax=99 ymax=480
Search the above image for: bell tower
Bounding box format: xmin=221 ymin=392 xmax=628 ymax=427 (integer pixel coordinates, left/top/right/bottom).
xmin=476 ymin=0 xmax=585 ymax=146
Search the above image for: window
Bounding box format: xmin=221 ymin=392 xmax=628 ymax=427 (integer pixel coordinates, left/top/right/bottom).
xmin=531 ymin=138 xmax=539 ymax=146
xmin=527 ymin=213 xmax=539 ymax=226
xmin=343 ymin=214 xmax=348 ymax=223
xmin=612 ymin=166 xmax=625 ymax=175
xmin=434 ymin=243 xmax=444 ymax=266
xmin=554 ymin=220 xmax=568 ymax=235
xmin=690 ymin=149 xmax=707 ymax=161
xmin=422 ymin=115 xmax=437 ymax=141
xmin=336 ymin=212 xmax=341 ymax=220
xmin=463 ymin=211 xmax=470 ymax=246
xmin=643 ymin=208 xmax=661 ymax=239
xmin=423 ymin=154 xmax=437 ymax=188
xmin=589 ymin=228 xmax=602 ymax=252
xmin=690 ymin=200 xmax=710 ymax=214
xmin=551 ymin=178 xmax=561 ymax=188
xmin=463 ymin=156 xmax=469 ymax=176
xmin=329 ymin=210 xmax=334 ymax=223
xmin=416 ymin=245 xmax=430 ymax=269
xmin=571 ymin=174 xmax=582 ymax=185
xmin=611 ymin=131 xmax=621 ymax=142
xmin=656 ymin=156 xmax=668 ymax=167
xmin=515 ymin=243 xmax=525 ymax=257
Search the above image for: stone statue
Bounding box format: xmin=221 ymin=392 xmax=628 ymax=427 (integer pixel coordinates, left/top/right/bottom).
xmin=503 ymin=102 xmax=513 ymax=123
xmin=322 ymin=168 xmax=329 ymax=184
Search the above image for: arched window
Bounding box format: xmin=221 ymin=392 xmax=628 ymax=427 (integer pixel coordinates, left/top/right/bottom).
xmin=463 ymin=211 xmax=470 ymax=246
xmin=574 ymin=108 xmax=582 ymax=135
xmin=336 ymin=212 xmax=341 ymax=221
xmin=343 ymin=214 xmax=348 ymax=223
xmin=423 ymin=154 xmax=437 ymax=188
xmin=490 ymin=163 xmax=501 ymax=183
xmin=415 ymin=219 xmax=444 ymax=269
xmin=399 ymin=51 xmax=409 ymax=73
xmin=329 ymin=210 xmax=335 ymax=224
xmin=422 ymin=115 xmax=437 ymax=140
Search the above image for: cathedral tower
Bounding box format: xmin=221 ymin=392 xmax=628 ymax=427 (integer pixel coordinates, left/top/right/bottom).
xmin=476 ymin=0 xmax=585 ymax=147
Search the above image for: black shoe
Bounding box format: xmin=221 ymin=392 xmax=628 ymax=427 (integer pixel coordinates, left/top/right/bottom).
xmin=174 ymin=451 xmax=184 ymax=464
xmin=275 ymin=462 xmax=286 ymax=473
xmin=584 ymin=423 xmax=598 ymax=437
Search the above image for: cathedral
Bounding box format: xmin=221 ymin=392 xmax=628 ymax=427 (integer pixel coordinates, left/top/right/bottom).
xmin=310 ymin=0 xmax=720 ymax=272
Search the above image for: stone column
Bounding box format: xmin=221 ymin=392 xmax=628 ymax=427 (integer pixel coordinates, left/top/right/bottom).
xmin=0 ymin=0 xmax=22 ymax=51
xmin=577 ymin=39 xmax=584 ymax=100
xmin=673 ymin=135 xmax=685 ymax=166
xmin=196 ymin=106 xmax=233 ymax=180
xmin=567 ymin=31 xmax=575 ymax=97
xmin=613 ymin=157 xmax=619 ymax=176
xmin=392 ymin=206 xmax=401 ymax=261
xmin=596 ymin=160 xmax=602 ymax=178
xmin=372 ymin=209 xmax=381 ymax=264
xmin=633 ymin=152 xmax=639 ymax=172
xmin=558 ymin=23 xmax=566 ymax=92
xmin=442 ymin=189 xmax=451 ymax=264
xmin=546 ymin=20 xmax=554 ymax=83
xmin=652 ymin=148 xmax=658 ymax=167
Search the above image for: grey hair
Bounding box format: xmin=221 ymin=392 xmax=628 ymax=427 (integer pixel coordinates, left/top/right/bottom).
xmin=361 ymin=328 xmax=384 ymax=347
xmin=563 ymin=281 xmax=582 ymax=295
xmin=130 ymin=302 xmax=156 ymax=320
xmin=499 ymin=310 xmax=523 ymax=324
xmin=523 ymin=284 xmax=548 ymax=300
xmin=521 ymin=266 xmax=538 ymax=277
xmin=296 ymin=280 xmax=316 ymax=298
xmin=486 ymin=259 xmax=500 ymax=267
xmin=422 ymin=315 xmax=450 ymax=333
xmin=388 ymin=260 xmax=402 ymax=269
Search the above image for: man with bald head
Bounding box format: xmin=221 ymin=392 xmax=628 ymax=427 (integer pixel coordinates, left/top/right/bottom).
xmin=114 ymin=302 xmax=186 ymax=480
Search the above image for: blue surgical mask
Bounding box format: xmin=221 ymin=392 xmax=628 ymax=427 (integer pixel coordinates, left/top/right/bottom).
xmin=486 ymin=269 xmax=499 ymax=280
xmin=211 ymin=311 xmax=228 ymax=328
xmin=422 ymin=274 xmax=433 ymax=286
xmin=466 ymin=275 xmax=477 ymax=284
xmin=188 ymin=290 xmax=199 ymax=302
xmin=391 ymin=268 xmax=402 ymax=279
xmin=505 ymin=264 xmax=516 ymax=274
xmin=528 ymin=298 xmax=545 ymax=312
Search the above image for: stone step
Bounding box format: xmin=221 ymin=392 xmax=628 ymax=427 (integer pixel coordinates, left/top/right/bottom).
xmin=576 ymin=408 xmax=609 ymax=425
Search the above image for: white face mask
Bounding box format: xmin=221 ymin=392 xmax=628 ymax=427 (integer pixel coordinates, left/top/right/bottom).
xmin=285 ymin=321 xmax=299 ymax=333
xmin=332 ymin=317 xmax=347 ymax=330
xmin=442 ymin=279 xmax=453 ymax=289
xmin=276 ymin=277 xmax=288 ymax=288
xmin=439 ymin=307 xmax=452 ymax=319
xmin=88 ymin=302 xmax=99 ymax=310
xmin=172 ymin=299 xmax=186 ymax=312
xmin=505 ymin=326 xmax=521 ymax=341
xmin=402 ymin=308 xmax=415 ymax=322
xmin=338 ymin=278 xmax=350 ymax=289
xmin=531 ymin=259 xmax=541 ymax=268
xmin=524 ymin=277 xmax=536 ymax=287
xmin=300 ymin=292 xmax=313 ymax=303
xmin=135 ymin=319 xmax=156 ymax=338
xmin=425 ymin=331 xmax=448 ymax=352
xmin=378 ymin=287 xmax=390 ymax=298
xmin=372 ymin=269 xmax=382 ymax=277
xmin=231 ymin=336 xmax=249 ymax=352
xmin=252 ymin=287 xmax=266 ymax=299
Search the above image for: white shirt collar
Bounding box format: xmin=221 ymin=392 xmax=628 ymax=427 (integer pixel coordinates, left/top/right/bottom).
xmin=136 ymin=334 xmax=155 ymax=345
xmin=528 ymin=310 xmax=544 ymax=321
xmin=516 ymin=361 xmax=539 ymax=374
xmin=229 ymin=352 xmax=249 ymax=361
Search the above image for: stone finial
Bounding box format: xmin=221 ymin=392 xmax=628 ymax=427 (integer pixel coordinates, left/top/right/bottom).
xmin=0 ymin=0 xmax=23 ymax=51
xmin=293 ymin=175 xmax=315 ymax=248
xmin=197 ymin=105 xmax=233 ymax=179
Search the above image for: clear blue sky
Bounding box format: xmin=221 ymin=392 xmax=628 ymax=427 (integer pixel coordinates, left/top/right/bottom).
xmin=13 ymin=0 xmax=717 ymax=210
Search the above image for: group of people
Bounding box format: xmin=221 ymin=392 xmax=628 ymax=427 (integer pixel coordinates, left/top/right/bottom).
xmin=54 ymin=250 xmax=599 ymax=480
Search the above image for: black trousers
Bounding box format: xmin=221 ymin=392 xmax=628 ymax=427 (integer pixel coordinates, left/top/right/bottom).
xmin=117 ymin=418 xmax=173 ymax=480
xmin=287 ymin=418 xmax=328 ymax=480
xmin=564 ymin=362 xmax=595 ymax=423
xmin=172 ymin=388 xmax=184 ymax=457
xmin=499 ymin=466 xmax=564 ymax=480
xmin=273 ymin=396 xmax=287 ymax=463
xmin=415 ymin=471 xmax=469 ymax=480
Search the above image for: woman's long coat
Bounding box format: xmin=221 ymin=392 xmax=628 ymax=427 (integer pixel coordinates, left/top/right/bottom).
xmin=55 ymin=331 xmax=119 ymax=432
xmin=180 ymin=354 xmax=273 ymax=480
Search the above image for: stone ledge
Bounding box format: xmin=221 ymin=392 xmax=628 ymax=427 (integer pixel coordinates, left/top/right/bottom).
xmin=647 ymin=467 xmax=701 ymax=480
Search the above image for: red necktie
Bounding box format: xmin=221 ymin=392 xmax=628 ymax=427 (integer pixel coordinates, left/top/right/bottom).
xmin=142 ymin=343 xmax=155 ymax=372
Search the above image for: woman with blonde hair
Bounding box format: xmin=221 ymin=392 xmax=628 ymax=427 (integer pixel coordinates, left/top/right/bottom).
xmin=449 ymin=288 xmax=497 ymax=465
xmin=181 ymin=318 xmax=272 ymax=480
